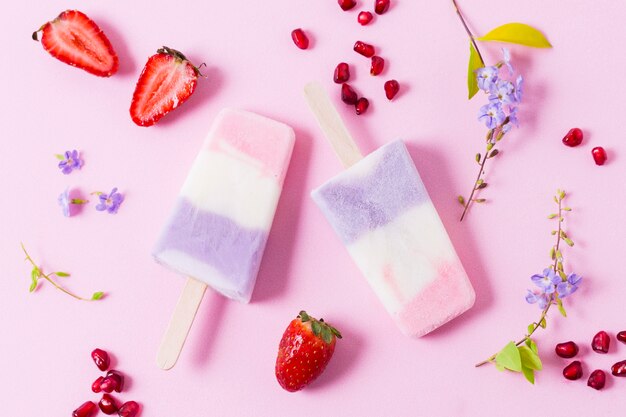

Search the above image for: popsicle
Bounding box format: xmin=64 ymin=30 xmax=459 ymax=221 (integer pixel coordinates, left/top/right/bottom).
xmin=305 ymin=82 xmax=474 ymax=337
xmin=154 ymin=108 xmax=295 ymax=369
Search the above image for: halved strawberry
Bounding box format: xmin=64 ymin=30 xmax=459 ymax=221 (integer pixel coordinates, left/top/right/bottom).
xmin=33 ymin=10 xmax=118 ymax=77
xmin=130 ymin=47 xmax=202 ymax=127
xmin=275 ymin=311 xmax=342 ymax=392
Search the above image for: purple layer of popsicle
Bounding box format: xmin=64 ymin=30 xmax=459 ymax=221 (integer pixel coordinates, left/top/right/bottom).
xmin=312 ymin=141 xmax=429 ymax=244
xmin=153 ymin=198 xmax=268 ymax=291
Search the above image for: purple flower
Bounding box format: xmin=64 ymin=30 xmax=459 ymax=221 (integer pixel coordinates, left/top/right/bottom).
xmin=531 ymin=268 xmax=561 ymax=294
xmin=476 ymin=66 xmax=499 ymax=92
xmin=58 ymin=189 xmax=71 ymax=217
xmin=478 ymin=102 xmax=506 ymax=129
xmin=525 ymin=290 xmax=551 ymax=309
xmin=58 ymin=150 xmax=83 ymax=175
xmin=502 ymin=48 xmax=514 ymax=75
xmin=515 ymin=75 xmax=524 ymax=102
xmin=95 ymin=188 xmax=124 ymax=214
xmin=489 ymin=80 xmax=516 ymax=105
xmin=557 ymin=273 xmax=583 ymax=298
xmin=501 ymin=107 xmax=519 ymax=133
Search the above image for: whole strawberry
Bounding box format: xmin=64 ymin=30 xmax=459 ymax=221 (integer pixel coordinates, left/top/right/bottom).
xmin=275 ymin=311 xmax=342 ymax=392
xmin=32 ymin=10 xmax=119 ymax=77
xmin=130 ymin=46 xmax=203 ymax=126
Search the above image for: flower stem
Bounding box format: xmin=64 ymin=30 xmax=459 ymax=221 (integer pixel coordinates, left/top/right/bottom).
xmin=460 ymin=145 xmax=491 ymax=222
xmin=451 ymin=0 xmax=485 ymax=65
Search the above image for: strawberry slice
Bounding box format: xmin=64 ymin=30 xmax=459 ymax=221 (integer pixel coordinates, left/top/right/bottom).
xmin=130 ymin=47 xmax=202 ymax=127
xmin=33 ymin=10 xmax=118 ymax=77
xmin=275 ymin=311 xmax=342 ymax=392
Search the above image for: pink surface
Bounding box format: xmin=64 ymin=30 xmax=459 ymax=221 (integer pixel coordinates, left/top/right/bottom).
xmin=2 ymin=1 xmax=626 ymax=415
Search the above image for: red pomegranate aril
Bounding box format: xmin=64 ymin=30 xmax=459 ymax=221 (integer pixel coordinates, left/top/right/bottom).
xmin=555 ymin=341 xmax=579 ymax=358
xmin=334 ymin=62 xmax=350 ymax=83
xmin=106 ymin=370 xmax=124 ymax=393
xmin=355 ymin=97 xmax=369 ymax=115
xmin=384 ymin=79 xmax=400 ymax=100
xmin=291 ymin=29 xmax=309 ymax=50
xmin=562 ymin=128 xmax=583 ymax=147
xmin=358 ymin=11 xmax=373 ymax=25
xmin=341 ymin=83 xmax=358 ymax=105
xmin=354 ymin=41 xmax=375 ymax=58
xmin=99 ymin=394 xmax=119 ymax=415
xmin=370 ymin=56 xmax=384 ymax=76
xmin=92 ymin=376 xmax=104 ymax=393
xmin=100 ymin=376 xmax=117 ymax=393
xmin=592 ymin=146 xmax=607 ymax=165
xmin=91 ymin=348 xmax=110 ymax=371
xmin=587 ymin=369 xmax=606 ymax=390
xmin=617 ymin=331 xmax=626 ymax=344
xmin=563 ymin=360 xmax=583 ymax=380
xmin=118 ymin=401 xmax=141 ymax=417
xmin=338 ymin=0 xmax=357 ymax=11
xmin=612 ymin=360 xmax=626 ymax=376
xmin=374 ymin=0 xmax=390 ymax=15
xmin=73 ymin=401 xmax=97 ymax=417
xmin=592 ymin=330 xmax=610 ymax=353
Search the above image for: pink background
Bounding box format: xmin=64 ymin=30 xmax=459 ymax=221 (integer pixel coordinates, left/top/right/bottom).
xmin=2 ymin=0 xmax=625 ymax=415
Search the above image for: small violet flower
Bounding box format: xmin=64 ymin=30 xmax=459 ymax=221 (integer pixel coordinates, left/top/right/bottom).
xmin=476 ymin=66 xmax=498 ymax=92
xmin=502 ymin=48 xmax=514 ymax=75
xmin=58 ymin=188 xmax=88 ymax=217
xmin=95 ymin=187 xmax=124 ymax=214
xmin=515 ymin=75 xmax=524 ymax=102
xmin=525 ymin=290 xmax=551 ymax=309
xmin=531 ymin=268 xmax=561 ymax=294
xmin=489 ymin=80 xmax=517 ymax=105
xmin=557 ymin=273 xmax=583 ymax=298
xmin=478 ymin=102 xmax=506 ymax=129
xmin=501 ymin=107 xmax=519 ymax=134
xmin=57 ymin=150 xmax=83 ymax=175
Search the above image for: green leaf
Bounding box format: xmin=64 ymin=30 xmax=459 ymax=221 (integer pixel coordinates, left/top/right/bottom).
xmin=55 ymin=272 xmax=70 ymax=277
xmin=477 ymin=23 xmax=552 ymax=48
xmin=521 ymin=365 xmax=535 ymax=384
xmin=550 ymin=247 xmax=556 ymax=260
xmin=564 ymin=238 xmax=574 ymax=247
xmin=29 ymin=278 xmax=37 ymax=292
xmin=91 ymin=292 xmax=104 ymax=301
xmin=475 ymin=153 xmax=481 ymax=163
xmin=539 ymin=318 xmax=547 ymax=329
xmin=548 ymin=214 xmax=558 ymax=219
xmin=525 ymin=338 xmax=538 ymax=354
xmin=467 ymin=41 xmax=483 ymax=99
xmin=527 ymin=324 xmax=535 ymax=335
xmin=557 ymin=298 xmax=567 ymax=317
xmin=495 ymin=341 xmax=522 ymax=372
xmin=54 ymin=154 xmax=65 ymax=160
xmin=329 ymin=326 xmax=342 ymax=339
xmin=311 ymin=320 xmax=321 ymax=336
xmin=518 ymin=345 xmax=542 ymax=370
xmin=299 ymin=311 xmax=310 ymax=322
xmin=320 ymin=325 xmax=333 ymax=344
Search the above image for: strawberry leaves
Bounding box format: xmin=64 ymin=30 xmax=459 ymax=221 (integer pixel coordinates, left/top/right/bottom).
xmin=298 ymin=311 xmax=342 ymax=344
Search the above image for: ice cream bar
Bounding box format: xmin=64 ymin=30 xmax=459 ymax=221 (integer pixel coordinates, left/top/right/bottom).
xmin=154 ymin=108 xmax=295 ymax=369
xmin=305 ymin=82 xmax=474 ymax=337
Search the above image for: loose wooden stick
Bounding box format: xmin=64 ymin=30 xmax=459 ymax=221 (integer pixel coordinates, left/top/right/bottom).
xmin=304 ymin=82 xmax=363 ymax=168
xmin=156 ymin=277 xmax=207 ymax=370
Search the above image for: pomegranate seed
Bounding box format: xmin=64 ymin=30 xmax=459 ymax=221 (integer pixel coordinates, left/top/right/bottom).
xmin=354 ymin=41 xmax=375 ymax=58
xmin=99 ymin=394 xmax=119 ymax=415
xmin=592 ymin=146 xmax=607 ymax=165
xmin=100 ymin=376 xmax=117 ymax=393
xmin=338 ymin=0 xmax=356 ymax=11
xmin=355 ymin=97 xmax=369 ymax=115
xmin=91 ymin=348 xmax=110 ymax=371
xmin=358 ymin=11 xmax=373 ymax=25
xmin=341 ymin=83 xmax=358 ymax=105
xmin=106 ymin=370 xmax=124 ymax=393
xmin=384 ymin=79 xmax=400 ymax=100
xmin=555 ymin=341 xmax=579 ymax=358
xmin=592 ymin=330 xmax=610 ymax=353
xmin=334 ymin=63 xmax=350 ymax=83
xmin=92 ymin=376 xmax=104 ymax=393
xmin=587 ymin=369 xmax=606 ymax=390
xmin=562 ymin=128 xmax=583 ymax=147
xmin=617 ymin=331 xmax=626 ymax=344
xmin=73 ymin=401 xmax=97 ymax=417
xmin=118 ymin=401 xmax=141 ymax=417
xmin=563 ymin=361 xmax=583 ymax=380
xmin=374 ymin=0 xmax=390 ymax=15
xmin=291 ymin=29 xmax=309 ymax=50
xmin=370 ymin=56 xmax=384 ymax=76
xmin=612 ymin=360 xmax=626 ymax=377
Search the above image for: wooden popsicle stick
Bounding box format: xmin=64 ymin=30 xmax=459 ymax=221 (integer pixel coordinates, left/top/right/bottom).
xmin=156 ymin=277 xmax=207 ymax=370
xmin=304 ymin=82 xmax=363 ymax=168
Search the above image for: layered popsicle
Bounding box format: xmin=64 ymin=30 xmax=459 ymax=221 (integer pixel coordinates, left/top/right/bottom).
xmin=153 ymin=108 xmax=295 ymax=302
xmin=306 ymin=83 xmax=474 ymax=337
